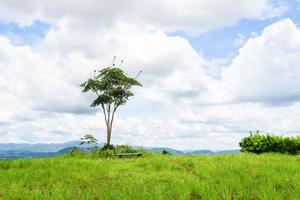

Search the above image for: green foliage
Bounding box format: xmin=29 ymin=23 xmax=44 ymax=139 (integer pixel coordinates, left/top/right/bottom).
xmin=240 ymin=131 xmax=300 ymax=154
xmin=101 ymin=143 xmax=115 ymax=150
xmin=68 ymin=144 xmax=144 ymax=159
xmin=114 ymin=145 xmax=142 ymax=154
xmin=181 ymin=159 xmax=195 ymax=171
xmin=80 ymin=134 xmax=97 ymax=148
xmin=92 ymin=144 xmax=143 ymax=158
xmin=162 ymin=149 xmax=172 ymax=155
xmin=0 ymin=162 xmax=11 ymax=170
xmin=68 ymin=147 xmax=84 ymax=157
xmin=1 ymin=154 xmax=300 ymax=199
xmin=81 ymin=67 xmax=142 ymax=107
xmin=92 ymin=149 xmax=115 ymax=158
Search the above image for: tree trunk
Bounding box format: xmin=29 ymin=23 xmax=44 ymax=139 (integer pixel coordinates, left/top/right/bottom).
xmin=107 ymin=124 xmax=112 ymax=145
xmin=102 ymin=104 xmax=117 ymax=147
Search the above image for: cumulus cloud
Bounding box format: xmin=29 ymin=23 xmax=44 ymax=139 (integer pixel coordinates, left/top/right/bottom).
xmin=0 ymin=21 xmax=213 ymax=147
xmin=0 ymin=37 xmax=97 ymax=114
xmin=0 ymin=0 xmax=285 ymax=33
xmin=221 ymin=19 xmax=300 ymax=105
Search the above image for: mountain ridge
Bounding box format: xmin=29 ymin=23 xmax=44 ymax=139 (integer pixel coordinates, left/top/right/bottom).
xmin=0 ymin=141 xmax=240 ymax=159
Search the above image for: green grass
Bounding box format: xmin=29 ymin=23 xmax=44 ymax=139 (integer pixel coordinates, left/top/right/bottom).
xmin=1 ymin=153 xmax=300 ymax=199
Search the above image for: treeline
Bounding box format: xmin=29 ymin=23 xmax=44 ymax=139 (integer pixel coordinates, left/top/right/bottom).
xmin=240 ymin=131 xmax=300 ymax=155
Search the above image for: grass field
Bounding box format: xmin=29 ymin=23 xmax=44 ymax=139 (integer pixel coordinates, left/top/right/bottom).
xmin=0 ymin=153 xmax=300 ymax=200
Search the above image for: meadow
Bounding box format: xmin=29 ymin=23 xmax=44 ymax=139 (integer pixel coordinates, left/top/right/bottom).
xmin=0 ymin=153 xmax=300 ymax=200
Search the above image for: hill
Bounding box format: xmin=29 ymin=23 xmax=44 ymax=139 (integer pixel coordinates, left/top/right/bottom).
xmin=0 ymin=153 xmax=299 ymax=199
xmin=187 ymin=149 xmax=215 ymax=155
xmin=145 ymin=147 xmax=185 ymax=155
xmin=0 ymin=147 xmax=74 ymax=159
xmin=0 ymin=141 xmax=239 ymax=159
xmin=146 ymin=148 xmax=240 ymax=155
xmin=0 ymin=141 xmax=81 ymax=152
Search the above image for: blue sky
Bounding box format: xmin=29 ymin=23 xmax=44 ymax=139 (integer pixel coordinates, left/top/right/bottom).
xmin=169 ymin=1 xmax=300 ymax=60
xmin=0 ymin=20 xmax=50 ymax=45
xmin=0 ymin=0 xmax=300 ymax=150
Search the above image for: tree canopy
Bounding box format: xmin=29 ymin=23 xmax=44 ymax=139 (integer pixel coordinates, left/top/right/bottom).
xmin=80 ymin=134 xmax=97 ymax=148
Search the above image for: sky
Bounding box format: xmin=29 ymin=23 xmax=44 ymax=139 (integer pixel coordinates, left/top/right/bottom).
xmin=0 ymin=0 xmax=300 ymax=150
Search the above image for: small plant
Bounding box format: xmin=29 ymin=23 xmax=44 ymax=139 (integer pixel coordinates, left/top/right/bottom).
xmin=93 ymin=144 xmax=143 ymax=158
xmin=162 ymin=150 xmax=172 ymax=155
xmin=0 ymin=162 xmax=11 ymax=170
xmin=92 ymin=148 xmax=115 ymax=158
xmin=101 ymin=143 xmax=115 ymax=150
xmin=80 ymin=134 xmax=98 ymax=149
xmin=115 ymin=145 xmax=139 ymax=154
xmin=68 ymin=147 xmax=82 ymax=157
xmin=182 ymin=159 xmax=195 ymax=171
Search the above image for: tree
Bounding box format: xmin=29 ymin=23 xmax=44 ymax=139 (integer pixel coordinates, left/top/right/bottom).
xmin=81 ymin=67 xmax=142 ymax=147
xmin=80 ymin=134 xmax=98 ymax=149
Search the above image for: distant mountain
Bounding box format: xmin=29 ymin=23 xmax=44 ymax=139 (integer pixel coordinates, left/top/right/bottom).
xmin=56 ymin=147 xmax=76 ymax=154
xmin=217 ymin=150 xmax=240 ymax=154
xmin=146 ymin=148 xmax=240 ymax=155
xmin=0 ymin=141 xmax=81 ymax=152
xmin=145 ymin=147 xmax=184 ymax=155
xmin=187 ymin=150 xmax=215 ymax=155
xmin=0 ymin=146 xmax=76 ymax=159
xmin=0 ymin=141 xmax=240 ymax=159
xmin=0 ymin=150 xmax=57 ymax=159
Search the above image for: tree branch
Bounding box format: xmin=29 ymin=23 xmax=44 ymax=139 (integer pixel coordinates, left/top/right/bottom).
xmin=95 ymin=91 xmax=101 ymax=97
xmin=101 ymin=103 xmax=108 ymax=125
xmin=110 ymin=104 xmax=120 ymax=130
xmin=107 ymin=103 xmax=111 ymax=128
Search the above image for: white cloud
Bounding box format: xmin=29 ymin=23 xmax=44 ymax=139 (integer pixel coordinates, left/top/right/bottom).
xmin=0 ymin=1 xmax=299 ymax=150
xmin=0 ymin=0 xmax=285 ymax=33
xmin=0 ymin=22 xmax=213 ymax=147
xmin=234 ymin=33 xmax=246 ymax=47
xmin=221 ymin=19 xmax=300 ymax=104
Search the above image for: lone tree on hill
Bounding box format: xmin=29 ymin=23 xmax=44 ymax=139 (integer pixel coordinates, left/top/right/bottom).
xmin=81 ymin=62 xmax=142 ymax=147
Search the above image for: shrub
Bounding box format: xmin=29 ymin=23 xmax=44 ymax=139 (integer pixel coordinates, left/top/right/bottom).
xmin=101 ymin=143 xmax=115 ymax=150
xmin=182 ymin=159 xmax=195 ymax=171
xmin=115 ymin=145 xmax=140 ymax=154
xmin=0 ymin=162 xmax=11 ymax=170
xmin=239 ymin=131 xmax=300 ymax=155
xmin=162 ymin=150 xmax=172 ymax=155
xmin=93 ymin=144 xmax=144 ymax=158
xmin=68 ymin=147 xmax=83 ymax=157
xmin=92 ymin=149 xmax=115 ymax=158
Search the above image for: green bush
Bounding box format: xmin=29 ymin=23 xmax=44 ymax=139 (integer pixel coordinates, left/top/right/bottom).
xmin=68 ymin=147 xmax=84 ymax=157
xmin=115 ymin=145 xmax=141 ymax=154
xmin=67 ymin=145 xmax=144 ymax=158
xmin=92 ymin=149 xmax=115 ymax=158
xmin=0 ymin=162 xmax=11 ymax=170
xmin=92 ymin=144 xmax=144 ymax=158
xmin=162 ymin=150 xmax=172 ymax=155
xmin=239 ymin=131 xmax=300 ymax=155
xmin=101 ymin=143 xmax=115 ymax=150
